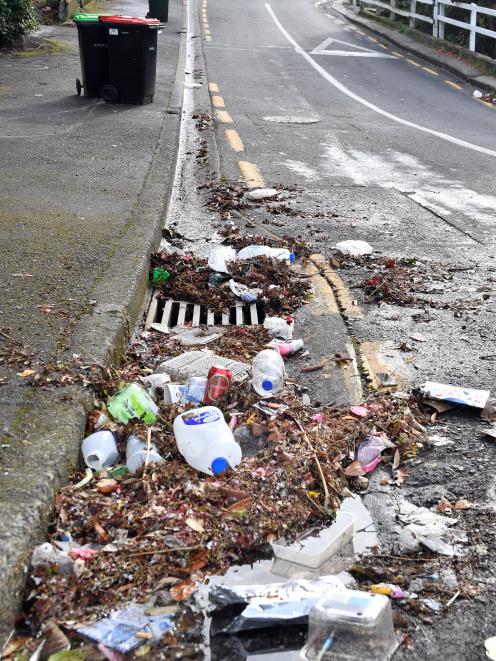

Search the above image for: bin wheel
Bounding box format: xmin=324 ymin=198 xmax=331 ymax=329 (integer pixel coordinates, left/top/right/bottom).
xmin=76 ymin=78 xmax=82 ymax=96
xmin=102 ymin=84 xmax=119 ymax=104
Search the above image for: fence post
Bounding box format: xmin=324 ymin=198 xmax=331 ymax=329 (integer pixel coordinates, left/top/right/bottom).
xmin=437 ymin=0 xmax=445 ymax=39
xmin=390 ymin=0 xmax=396 ymax=21
xmin=410 ymin=0 xmax=416 ymax=28
xmin=469 ymin=3 xmax=477 ymax=51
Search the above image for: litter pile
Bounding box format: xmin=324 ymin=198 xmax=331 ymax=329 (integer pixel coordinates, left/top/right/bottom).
xmin=6 ymin=238 xmax=450 ymax=660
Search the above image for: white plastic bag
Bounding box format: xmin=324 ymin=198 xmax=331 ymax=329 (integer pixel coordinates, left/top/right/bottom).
xmin=335 ymin=240 xmax=373 ymax=256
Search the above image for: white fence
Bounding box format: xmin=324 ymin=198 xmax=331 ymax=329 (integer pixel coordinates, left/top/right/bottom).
xmin=353 ymin=0 xmax=496 ymax=53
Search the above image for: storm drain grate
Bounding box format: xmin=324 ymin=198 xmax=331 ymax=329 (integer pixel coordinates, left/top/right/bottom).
xmin=145 ymin=292 xmax=264 ymax=334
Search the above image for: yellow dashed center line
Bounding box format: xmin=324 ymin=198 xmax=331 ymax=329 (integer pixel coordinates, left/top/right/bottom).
xmin=378 ymin=43 xmax=388 ymax=49
xmin=216 ymin=110 xmax=233 ymax=123
xmin=211 ymin=95 xmax=225 ymax=108
xmin=225 ymin=129 xmax=244 ymax=152
xmin=208 ymin=82 xmax=219 ymax=93
xmin=239 ymin=161 xmax=265 ymax=188
xmin=407 ymin=59 xmax=421 ymax=67
xmin=422 ymin=66 xmax=438 ymax=76
xmin=444 ymin=80 xmax=463 ymax=90
xmin=368 ymin=36 xmax=378 ymax=43
xmin=392 ymin=51 xmax=404 ymax=57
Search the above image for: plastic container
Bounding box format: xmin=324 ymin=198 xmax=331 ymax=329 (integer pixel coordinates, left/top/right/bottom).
xmin=237 ymin=245 xmax=295 ymax=263
xmin=173 ymin=406 xmax=242 ymax=476
xmin=107 ymin=383 xmax=158 ymax=424
xmin=271 ymin=512 xmax=355 ymax=579
xmin=252 ymin=349 xmax=285 ymax=397
xmin=81 ymin=430 xmax=119 ymax=471
xmin=302 ymin=589 xmax=398 ymax=661
xmin=126 ymin=434 xmax=164 ymax=474
xmin=74 ymin=13 xmax=110 ymax=98
xmin=99 ymin=16 xmax=160 ymax=105
xmin=148 ymin=0 xmax=169 ymax=22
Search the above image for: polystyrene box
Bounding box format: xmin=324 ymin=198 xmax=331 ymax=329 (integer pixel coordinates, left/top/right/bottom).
xmin=271 ymin=513 xmax=355 ymax=579
xmin=302 ymin=590 xmax=398 ymax=661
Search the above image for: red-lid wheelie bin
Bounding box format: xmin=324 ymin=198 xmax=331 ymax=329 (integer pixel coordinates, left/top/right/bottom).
xmin=99 ymin=16 xmax=161 ymax=105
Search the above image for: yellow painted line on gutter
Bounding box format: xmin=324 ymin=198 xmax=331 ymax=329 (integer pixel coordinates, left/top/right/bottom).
xmin=407 ymin=59 xmax=421 ymax=67
xmin=392 ymin=51 xmax=404 ymax=57
xmin=368 ymin=36 xmax=378 ymax=43
xmin=239 ymin=161 xmax=265 ymax=188
xmin=356 ymin=29 xmax=365 ymax=35
xmin=444 ymin=80 xmax=463 ymax=90
xmin=422 ymin=66 xmax=438 ymax=76
xmin=379 ymin=43 xmax=388 ymax=49
xmin=216 ymin=110 xmax=233 ymax=123
xmin=478 ymin=98 xmax=495 ymax=109
xmin=208 ymin=82 xmax=219 ymax=93
xmin=225 ymin=129 xmax=244 ymax=152
xmin=310 ymin=254 xmax=363 ymax=319
xmin=205 ymin=36 xmax=212 ymax=42
xmin=211 ymin=95 xmax=225 ymax=108
xmin=204 ymin=29 xmax=211 ymax=35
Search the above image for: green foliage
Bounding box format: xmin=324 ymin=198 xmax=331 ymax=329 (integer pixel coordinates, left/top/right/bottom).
xmin=0 ymin=0 xmax=38 ymax=46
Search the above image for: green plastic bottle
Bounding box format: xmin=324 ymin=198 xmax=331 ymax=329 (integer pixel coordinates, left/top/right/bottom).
xmin=152 ymin=267 xmax=170 ymax=287
xmin=107 ymin=384 xmax=158 ymax=424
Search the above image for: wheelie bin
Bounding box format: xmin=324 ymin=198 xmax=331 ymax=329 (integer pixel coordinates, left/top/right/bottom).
xmin=74 ymin=13 xmax=109 ymax=98
xmin=148 ymin=0 xmax=169 ymax=22
xmin=99 ymin=16 xmax=161 ymax=105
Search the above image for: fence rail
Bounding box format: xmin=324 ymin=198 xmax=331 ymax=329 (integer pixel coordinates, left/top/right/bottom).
xmin=354 ymin=0 xmax=496 ymax=53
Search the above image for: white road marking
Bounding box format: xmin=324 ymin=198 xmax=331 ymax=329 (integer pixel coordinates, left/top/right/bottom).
xmin=311 ymin=37 xmax=397 ymax=58
xmin=265 ymin=4 xmax=496 ymax=159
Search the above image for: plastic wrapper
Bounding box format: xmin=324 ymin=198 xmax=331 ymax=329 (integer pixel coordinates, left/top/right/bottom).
xmin=209 ymin=576 xmax=344 ymax=633
xmin=77 ymin=603 xmax=172 ymax=653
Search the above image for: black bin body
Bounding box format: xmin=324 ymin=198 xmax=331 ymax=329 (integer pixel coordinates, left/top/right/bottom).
xmin=100 ymin=16 xmax=160 ymax=105
xmin=148 ymin=0 xmax=168 ymax=22
xmin=75 ymin=17 xmax=108 ymax=97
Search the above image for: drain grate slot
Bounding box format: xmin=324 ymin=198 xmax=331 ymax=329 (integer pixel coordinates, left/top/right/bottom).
xmin=146 ymin=292 xmax=265 ymax=333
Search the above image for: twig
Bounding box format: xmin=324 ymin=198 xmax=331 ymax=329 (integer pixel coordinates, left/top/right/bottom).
xmin=127 ymin=541 xmax=203 ymax=557
xmin=143 ymin=428 xmax=152 ymax=474
xmin=302 ymin=362 xmax=325 ymax=373
xmin=445 ymin=590 xmax=461 ymax=608
xmin=294 ymin=419 xmax=332 ymax=514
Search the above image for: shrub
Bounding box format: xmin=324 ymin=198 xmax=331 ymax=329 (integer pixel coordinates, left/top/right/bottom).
xmin=0 ymin=0 xmax=38 ymax=46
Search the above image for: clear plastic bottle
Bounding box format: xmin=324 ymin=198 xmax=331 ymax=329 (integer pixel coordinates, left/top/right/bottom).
xmin=237 ymin=245 xmax=295 ymax=263
xmin=252 ymin=349 xmax=285 ymax=397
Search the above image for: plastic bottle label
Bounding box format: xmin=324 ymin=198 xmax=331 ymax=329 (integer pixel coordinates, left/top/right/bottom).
xmin=182 ymin=409 xmax=221 ymax=426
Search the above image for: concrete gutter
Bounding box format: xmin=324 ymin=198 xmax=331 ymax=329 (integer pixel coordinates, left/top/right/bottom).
xmin=0 ymin=3 xmax=186 ymax=648
xmin=327 ymin=0 xmax=496 ymax=94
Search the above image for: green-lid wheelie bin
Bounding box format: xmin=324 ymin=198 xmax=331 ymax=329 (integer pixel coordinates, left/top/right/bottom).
xmin=99 ymin=16 xmax=160 ymax=105
xmin=74 ymin=13 xmax=109 ymax=98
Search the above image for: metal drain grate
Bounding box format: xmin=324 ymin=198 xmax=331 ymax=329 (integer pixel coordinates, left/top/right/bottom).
xmin=145 ymin=292 xmax=264 ymax=334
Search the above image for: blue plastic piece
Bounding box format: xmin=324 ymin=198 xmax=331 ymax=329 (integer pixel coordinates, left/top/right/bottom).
xmin=262 ymin=379 xmax=273 ymax=391
xmin=289 ymin=252 xmax=296 ymax=263
xmin=211 ymin=457 xmax=229 ymax=475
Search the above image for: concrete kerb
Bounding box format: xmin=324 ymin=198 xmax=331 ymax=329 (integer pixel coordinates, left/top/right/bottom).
xmin=329 ymin=2 xmax=496 ymax=93
xmin=0 ymin=9 xmax=188 ymax=649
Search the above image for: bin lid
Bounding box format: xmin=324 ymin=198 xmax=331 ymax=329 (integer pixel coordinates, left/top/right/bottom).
xmin=74 ymin=12 xmax=108 ymax=22
xmin=99 ymin=15 xmax=161 ymax=25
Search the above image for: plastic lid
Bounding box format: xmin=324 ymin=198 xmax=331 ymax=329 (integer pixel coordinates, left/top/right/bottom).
xmin=262 ymin=379 xmax=273 ymax=392
xmin=289 ymin=252 xmax=296 ymax=263
xmin=100 ymin=15 xmax=161 ymax=25
xmin=74 ymin=12 xmax=107 ymax=21
xmin=211 ymin=457 xmax=229 ymax=475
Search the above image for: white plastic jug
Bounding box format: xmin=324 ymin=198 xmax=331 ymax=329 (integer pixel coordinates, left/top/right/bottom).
xmin=252 ymin=349 xmax=285 ymax=397
xmin=81 ymin=430 xmax=119 ymax=471
xmin=126 ymin=434 xmax=164 ymax=474
xmin=173 ymin=406 xmax=242 ymax=476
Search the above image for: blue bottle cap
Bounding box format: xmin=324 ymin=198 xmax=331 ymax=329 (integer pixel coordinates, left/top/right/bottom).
xmin=211 ymin=457 xmax=229 ymax=475
xmin=289 ymin=252 xmax=296 ymax=263
xmin=262 ymin=379 xmax=273 ymax=391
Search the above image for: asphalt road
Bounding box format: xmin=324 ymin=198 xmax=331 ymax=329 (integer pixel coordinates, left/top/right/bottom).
xmin=200 ymin=0 xmax=496 ymax=659
xmin=203 ymin=0 xmax=496 ymax=245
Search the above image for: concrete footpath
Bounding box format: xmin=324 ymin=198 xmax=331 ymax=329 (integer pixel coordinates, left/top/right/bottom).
xmin=0 ymin=0 xmax=183 ymax=643
xmin=328 ymin=0 xmax=496 ymax=94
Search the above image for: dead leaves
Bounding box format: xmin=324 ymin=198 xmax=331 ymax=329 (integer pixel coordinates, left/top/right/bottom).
xmin=185 ymin=517 xmax=205 ymax=534
xmin=170 ymin=578 xmax=197 ymax=602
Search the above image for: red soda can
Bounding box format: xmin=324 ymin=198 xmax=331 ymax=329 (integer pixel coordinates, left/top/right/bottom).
xmin=204 ymin=365 xmax=232 ymax=404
